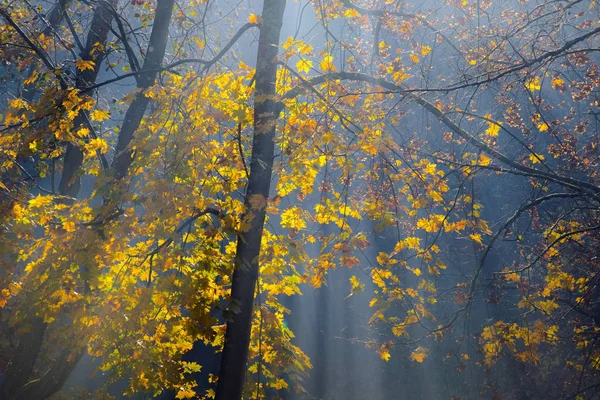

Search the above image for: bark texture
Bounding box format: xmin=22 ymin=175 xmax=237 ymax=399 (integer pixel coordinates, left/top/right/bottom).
xmin=215 ymin=1 xmax=286 ymax=399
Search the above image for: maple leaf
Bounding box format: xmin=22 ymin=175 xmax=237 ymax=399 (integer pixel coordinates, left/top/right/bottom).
xmin=319 ymin=53 xmax=335 ymax=72
xmin=296 ymin=58 xmax=312 ymax=74
xmin=410 ymin=347 xmax=429 ymax=363
xmin=175 ymin=386 xmax=197 ymax=399
xmin=348 ymin=275 xmax=365 ymax=295
xmin=248 ymin=13 xmax=262 ymax=24
xmin=281 ymin=206 xmax=306 ymax=230
xmin=529 ymin=153 xmax=545 ymax=164
xmin=85 ymin=138 xmax=109 ymax=155
xmin=525 ymin=76 xmax=541 ymax=91
xmin=551 ymin=77 xmax=566 ymax=92
xmin=420 ymin=45 xmax=432 ymax=56
xmin=377 ymin=344 xmax=392 ymax=361
xmin=479 ymin=154 xmax=492 ymax=166
xmin=90 ymin=109 xmax=110 ymax=122
xmin=29 ymin=195 xmax=53 ymax=208
xmin=484 ymin=115 xmax=501 ymax=136
xmin=469 ymin=233 xmax=483 ymax=244
xmin=75 ymin=59 xmax=96 ymax=72
xmin=344 ymin=8 xmax=361 ymax=18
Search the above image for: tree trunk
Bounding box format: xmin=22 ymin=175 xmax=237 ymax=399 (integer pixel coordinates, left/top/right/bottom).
xmin=215 ymin=1 xmax=285 ymax=399
xmin=0 ymin=317 xmax=46 ymax=400
xmin=111 ymin=0 xmax=175 ymax=182
xmin=59 ymin=0 xmax=117 ymax=198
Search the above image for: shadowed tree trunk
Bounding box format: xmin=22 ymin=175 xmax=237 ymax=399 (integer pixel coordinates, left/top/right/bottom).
xmin=58 ymin=0 xmax=117 ymax=198
xmin=0 ymin=2 xmax=116 ymax=399
xmin=215 ymin=1 xmax=286 ymax=399
xmin=111 ymin=0 xmax=175 ymax=183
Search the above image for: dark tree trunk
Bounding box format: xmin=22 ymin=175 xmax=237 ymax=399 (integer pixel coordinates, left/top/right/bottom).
xmin=0 ymin=317 xmax=46 ymax=400
xmin=111 ymin=0 xmax=175 ymax=182
xmin=215 ymin=1 xmax=286 ymax=399
xmin=59 ymin=0 xmax=117 ymax=198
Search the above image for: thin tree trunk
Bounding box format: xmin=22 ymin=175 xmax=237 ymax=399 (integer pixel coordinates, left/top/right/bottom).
xmin=22 ymin=0 xmax=71 ymax=103
xmin=215 ymin=1 xmax=285 ymax=399
xmin=111 ymin=0 xmax=175 ymax=182
xmin=59 ymin=0 xmax=117 ymax=197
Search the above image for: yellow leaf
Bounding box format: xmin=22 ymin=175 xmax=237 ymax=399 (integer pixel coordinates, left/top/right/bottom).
xmin=479 ymin=154 xmax=492 ymax=166
xmin=409 ymin=53 xmax=420 ymax=63
xmin=85 ymin=138 xmax=109 ymax=155
xmin=90 ymin=109 xmax=110 ymax=122
xmin=484 ymin=115 xmax=501 ymax=136
xmin=29 ymin=194 xmax=53 ymax=208
xmin=29 ymin=140 xmax=40 ymax=152
xmin=420 ymin=45 xmax=432 ymax=56
xmin=410 ymin=346 xmax=429 ymax=363
xmin=319 ymin=53 xmax=335 ymax=72
xmin=63 ymin=221 xmax=76 ymax=232
xmin=296 ymin=58 xmax=313 ymax=74
xmin=75 ymin=59 xmax=95 ymax=72
xmin=349 ymin=275 xmax=365 ymax=295
xmin=525 ymin=76 xmax=541 ymax=92
xmin=281 ymin=206 xmax=306 ymax=230
xmin=551 ymin=77 xmax=566 ymax=91
xmin=469 ymin=233 xmax=483 ymax=244
xmin=529 ymin=153 xmax=545 ymax=164
xmin=344 ymin=8 xmax=361 ymax=18
xmin=0 ymin=288 xmax=10 ymax=308
xmin=248 ymin=13 xmax=262 ymax=24
xmin=537 ymin=122 xmax=549 ymax=132
xmin=23 ymin=70 xmax=39 ymax=86
xmin=377 ymin=345 xmax=392 ymax=361
xmin=175 ymin=386 xmax=197 ymax=399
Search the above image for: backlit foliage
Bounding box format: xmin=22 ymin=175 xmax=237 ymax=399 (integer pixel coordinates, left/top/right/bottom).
xmin=1 ymin=0 xmax=600 ymax=399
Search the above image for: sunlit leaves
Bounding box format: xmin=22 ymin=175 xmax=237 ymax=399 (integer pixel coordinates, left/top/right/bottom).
xmin=469 ymin=233 xmax=483 ymax=244
xmin=319 ymin=52 xmax=335 ymax=72
xmin=348 ymin=275 xmax=365 ymax=296
xmin=84 ymin=138 xmax=109 ymax=156
xmin=528 ymin=153 xmax=545 ymax=164
xmin=280 ymin=206 xmax=307 ymax=230
xmin=90 ymin=109 xmax=110 ymax=122
xmin=525 ymin=76 xmax=541 ymax=92
xmin=75 ymin=59 xmax=95 ymax=72
xmin=248 ymin=13 xmax=261 ymax=24
xmin=484 ymin=114 xmax=501 ymax=136
xmin=296 ymin=58 xmax=312 ymax=74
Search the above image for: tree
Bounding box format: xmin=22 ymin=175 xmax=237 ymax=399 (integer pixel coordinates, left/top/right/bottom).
xmin=1 ymin=0 xmax=600 ymax=399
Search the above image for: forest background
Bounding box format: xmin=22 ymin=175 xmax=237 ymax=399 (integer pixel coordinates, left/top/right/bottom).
xmin=1 ymin=0 xmax=600 ymax=399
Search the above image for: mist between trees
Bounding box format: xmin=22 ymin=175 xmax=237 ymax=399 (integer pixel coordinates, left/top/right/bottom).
xmin=1 ymin=0 xmax=600 ymax=399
